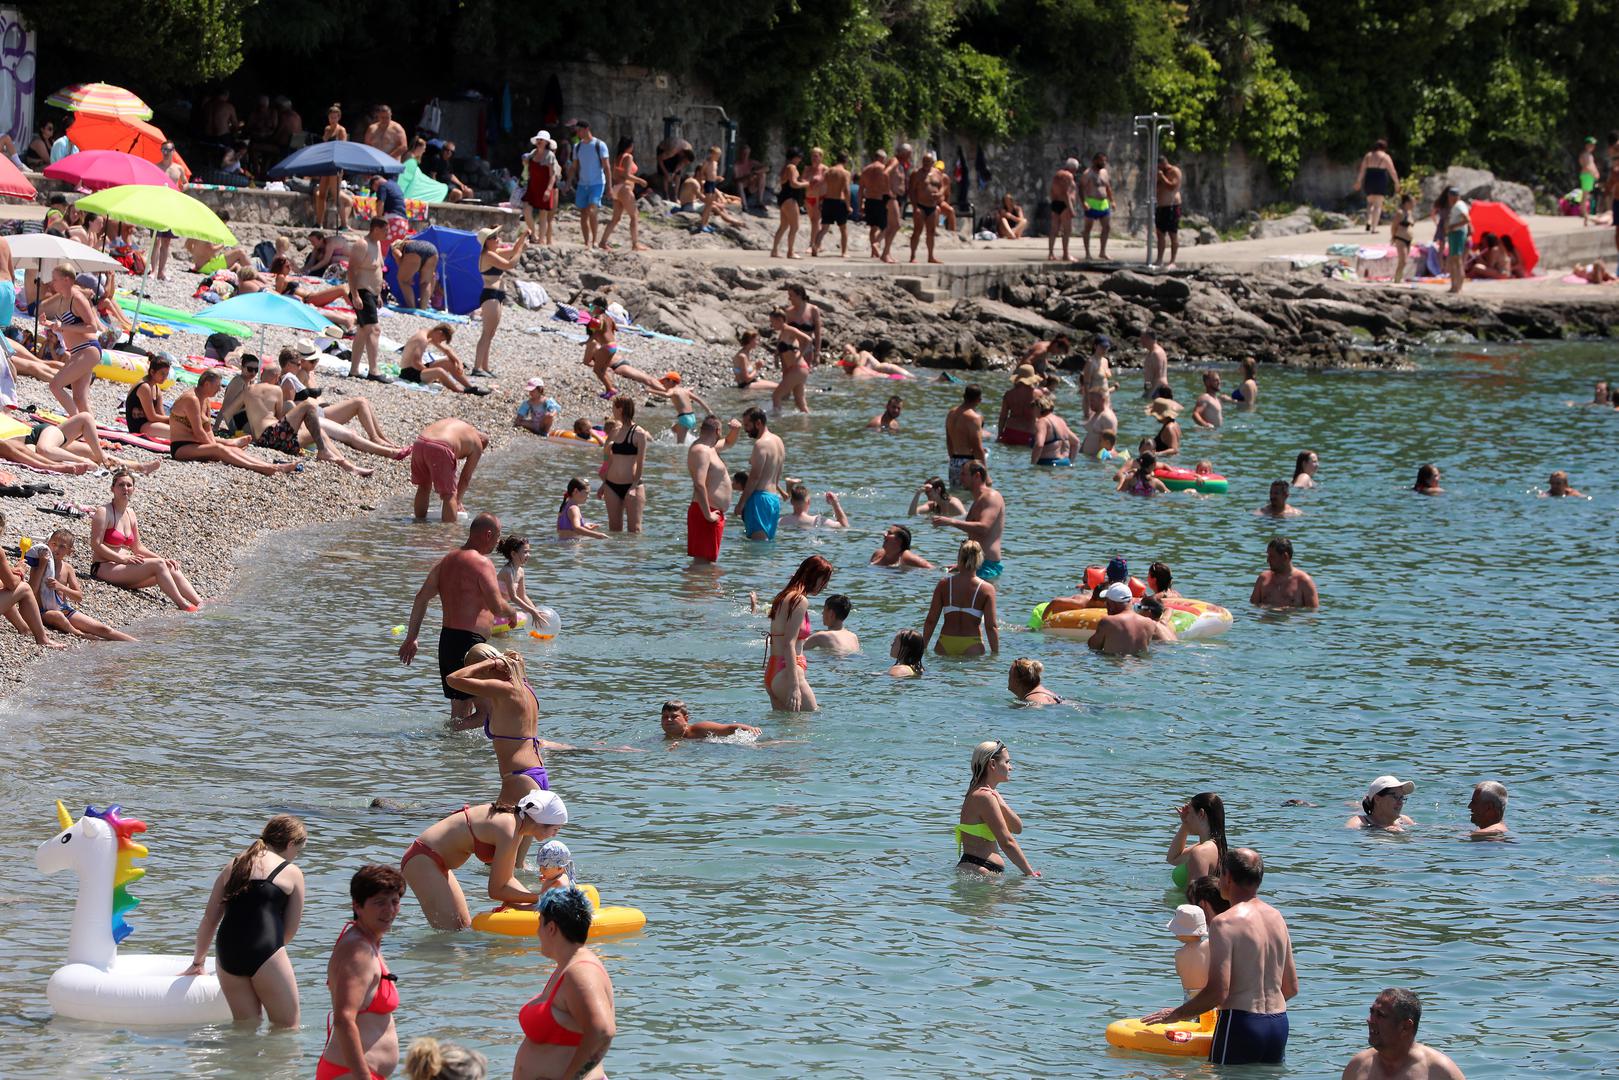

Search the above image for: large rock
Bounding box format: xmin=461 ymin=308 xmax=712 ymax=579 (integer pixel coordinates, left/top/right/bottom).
xmin=1098 ymin=270 xmax=1157 ymax=298
xmin=1295 ymin=299 xmax=1400 ymax=335
xmin=1484 ymin=180 xmax=1534 ymax=216
xmin=1251 ymin=211 xmax=1314 ymax=239
xmin=1421 ymin=166 xmax=1494 ymax=206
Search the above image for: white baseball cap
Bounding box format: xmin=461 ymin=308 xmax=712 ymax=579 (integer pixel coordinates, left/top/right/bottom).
xmin=1366 ymin=775 xmax=1415 ymax=800
xmin=1102 ymin=582 xmax=1134 ymax=604
xmin=1167 ymin=904 xmax=1207 ymax=937
xmin=517 ymin=790 xmax=569 ymax=826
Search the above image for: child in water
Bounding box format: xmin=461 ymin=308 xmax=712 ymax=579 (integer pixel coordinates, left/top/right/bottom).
xmin=557 ymin=477 xmax=607 ymax=539
xmin=804 ymin=593 xmax=859 ymax=653
xmin=1096 ymin=430 xmax=1130 ymax=463
xmin=533 ymin=839 xmax=576 ymax=894
xmin=514 ymin=378 xmax=560 ymax=435
xmin=886 ymin=629 xmax=925 ymax=677
xmin=1167 ymin=904 xmax=1209 ymax=997
xmin=659 ymin=699 xmax=761 ymax=739
xmin=495 ymin=535 xmax=545 ymax=625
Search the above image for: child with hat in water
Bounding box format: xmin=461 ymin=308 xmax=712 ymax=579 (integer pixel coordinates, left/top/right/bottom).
xmin=1168 ymin=904 xmax=1209 ymax=998
xmin=533 ymin=839 xmax=575 ymax=894
xmin=515 ymin=378 xmax=560 ymax=435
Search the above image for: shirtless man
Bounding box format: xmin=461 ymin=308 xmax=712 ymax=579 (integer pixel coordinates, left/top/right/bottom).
xmin=1140 ymin=329 xmax=1169 ymax=397
xmin=1258 ymin=479 xmax=1303 ymax=518
xmin=1019 ymin=334 xmax=1071 ymax=377
xmin=945 ymin=385 xmax=986 ymax=489
xmin=1081 ymin=335 xmax=1113 ymax=410
xmin=1342 ymin=989 xmax=1465 ymax=1080
xmin=1079 ymin=390 xmax=1117 ymax=458
xmin=997 ymin=366 xmax=1041 ymax=447
xmin=1048 ymin=158 xmax=1078 ymax=261
xmin=1250 ymin=536 xmax=1319 ymax=609
xmin=242 ymin=363 xmax=373 ymax=476
xmin=1079 ymin=153 xmax=1114 ymax=260
xmin=931 ymin=461 xmax=1005 ymax=579
xmin=1142 ymin=847 xmax=1298 ymax=1066
xmin=1087 ymin=582 xmax=1174 ymax=654
xmin=804 ymin=593 xmax=859 ymax=653
xmin=816 ymin=152 xmax=853 ymax=257
xmin=735 ymin=407 xmax=786 ymax=541
xmin=1467 ymin=781 xmax=1508 ymax=840
xmin=1193 ymin=370 xmax=1224 ymax=428
xmin=1154 ymin=156 xmax=1184 ymax=267
xmin=347 ymin=218 xmax=388 ymax=380
xmin=868 ymin=396 xmax=903 ymax=432
xmin=400 ymin=324 xmax=483 ymax=394
xmin=398 ymin=513 xmax=513 ymax=724
xmin=1543 ymin=470 xmax=1584 ymax=497
xmin=364 ymin=105 xmax=408 ymax=162
xmin=859 ymin=150 xmax=896 ymax=262
xmin=907 ymin=150 xmax=945 ymax=264
xmin=686 ymin=415 xmax=733 ymax=563
xmin=1578 ymin=137 xmax=1600 ymax=225
xmin=203 ymin=89 xmax=239 ymax=138
xmin=407 ymin=417 xmax=488 ymax=522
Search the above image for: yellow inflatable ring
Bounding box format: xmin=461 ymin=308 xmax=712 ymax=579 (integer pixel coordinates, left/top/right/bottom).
xmin=1105 ymin=1010 xmax=1217 ymax=1057
xmin=93 ymin=351 xmax=174 ymax=388
xmin=470 ymin=883 xmax=646 ymax=940
xmin=1030 ymin=597 xmax=1233 ymax=642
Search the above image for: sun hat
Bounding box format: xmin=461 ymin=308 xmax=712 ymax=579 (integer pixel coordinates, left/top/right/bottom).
xmin=532 ymin=130 xmax=552 ymax=145
xmin=294 ymin=339 xmax=318 ymax=357
xmin=1013 ymin=364 xmax=1042 ymax=386
xmin=319 ymin=324 xmax=345 ymax=340
xmin=476 ymin=226 xmax=499 ymax=246
xmin=1167 ymin=904 xmax=1208 ymax=938
xmin=517 ymin=790 xmax=569 ymax=826
xmin=534 ymin=839 xmax=572 ymax=869
xmin=1102 ymin=581 xmax=1134 ymax=604
xmin=1147 ymin=397 xmax=1184 ymax=419
xmin=1366 ymin=775 xmax=1415 ymax=799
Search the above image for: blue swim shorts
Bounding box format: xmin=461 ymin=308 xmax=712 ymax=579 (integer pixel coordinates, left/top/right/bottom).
xmin=576 ymin=183 xmax=605 ymax=209
xmin=742 ymin=490 xmax=781 ymax=541
xmin=979 ymin=560 xmax=1004 ymax=579
xmin=1209 ymin=1008 xmax=1288 ymax=1065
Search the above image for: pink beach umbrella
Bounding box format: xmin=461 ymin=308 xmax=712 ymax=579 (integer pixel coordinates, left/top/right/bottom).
xmin=44 ymin=150 xmax=179 ymax=192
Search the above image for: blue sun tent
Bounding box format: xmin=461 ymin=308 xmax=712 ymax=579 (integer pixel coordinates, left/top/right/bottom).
xmin=384 ymin=225 xmax=484 ymax=316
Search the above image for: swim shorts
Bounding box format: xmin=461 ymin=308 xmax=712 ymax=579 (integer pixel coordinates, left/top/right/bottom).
xmin=1034 ymin=458 xmax=1071 ymax=467
xmin=862 ymin=197 xmax=887 ymax=224
xmin=686 ymin=501 xmax=724 ymax=562
xmin=437 ymin=627 xmax=487 ymax=701
xmin=675 ymin=412 xmax=698 ymax=430
xmin=948 ymin=454 xmax=975 ymax=488
xmin=1085 ymin=205 xmax=1111 ymax=220
xmin=997 ymin=428 xmax=1035 ymax=447
xmin=253 ymin=418 xmax=302 ymax=455
xmin=1447 ymin=228 xmax=1469 ymax=257
xmin=400 ymin=367 xmax=422 ymax=384
xmin=0 ymin=280 xmax=14 ymax=327
xmin=1154 ymin=204 xmax=1181 ymax=232
xmin=1050 ymin=200 xmax=1069 ymax=216
xmin=1209 ymin=1008 xmax=1288 ymax=1065
xmin=575 ymin=182 xmax=605 ymax=209
xmin=355 ymin=289 xmax=379 ymax=327
xmin=742 ymin=490 xmax=781 ymax=541
xmin=822 ymin=198 xmax=850 ymax=226
xmin=979 ymin=560 xmax=1004 ymax=580
xmin=409 ymin=437 xmax=458 ymax=500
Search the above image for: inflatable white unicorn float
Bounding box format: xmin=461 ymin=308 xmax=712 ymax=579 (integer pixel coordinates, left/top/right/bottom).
xmin=35 ymin=800 xmax=230 ymax=1025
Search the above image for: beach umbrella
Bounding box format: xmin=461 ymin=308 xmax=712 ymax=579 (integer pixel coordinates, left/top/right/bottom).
xmin=74 ymin=184 xmax=236 ymax=341
xmin=65 ymin=113 xmax=190 ymax=180
xmin=0 ymin=154 xmax=36 ymax=200
xmin=203 ymin=292 xmax=339 ymax=356
xmin=46 ymin=82 xmax=153 ymax=120
xmin=1469 ymin=201 xmax=1538 ymax=276
xmin=44 ymin=150 xmax=178 ymax=192
xmin=266 ymin=141 xmax=404 ymax=179
xmin=5 ymin=234 xmax=125 ymax=339
xmin=268 ymin=141 xmax=404 ymax=229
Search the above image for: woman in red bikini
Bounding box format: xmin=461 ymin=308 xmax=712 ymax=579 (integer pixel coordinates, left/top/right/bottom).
xmin=514 ymin=887 xmax=616 ymax=1080
xmin=319 ymin=865 xmax=404 ymax=1080
xmin=400 ymin=790 xmax=569 ymax=931
xmin=90 ymin=469 xmax=203 ymax=610
xmin=764 ymin=554 xmax=833 ymax=712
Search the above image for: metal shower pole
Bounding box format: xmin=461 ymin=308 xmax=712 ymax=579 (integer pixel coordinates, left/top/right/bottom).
xmin=1132 ymin=112 xmax=1175 ymax=266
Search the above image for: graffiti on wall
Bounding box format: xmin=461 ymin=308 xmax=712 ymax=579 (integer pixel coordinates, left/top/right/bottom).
xmin=0 ymin=8 xmax=35 ymax=152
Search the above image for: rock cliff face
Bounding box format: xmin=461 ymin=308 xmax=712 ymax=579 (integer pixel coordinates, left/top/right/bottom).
xmin=519 ymin=246 xmax=1617 ymax=372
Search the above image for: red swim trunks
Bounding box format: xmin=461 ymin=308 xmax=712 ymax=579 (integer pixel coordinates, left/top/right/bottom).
xmin=315 ymin=1056 xmax=386 ymax=1080
xmin=409 ymin=437 xmax=458 ymax=499
xmin=997 ymin=428 xmax=1035 ymax=447
xmin=687 ymin=501 xmax=724 ymax=562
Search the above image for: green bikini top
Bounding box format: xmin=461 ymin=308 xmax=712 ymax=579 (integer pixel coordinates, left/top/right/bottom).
xmin=954 ymin=822 xmax=996 ymax=852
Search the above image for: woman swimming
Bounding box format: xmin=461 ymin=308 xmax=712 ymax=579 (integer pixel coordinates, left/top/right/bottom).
xmin=956 ymin=740 xmax=1039 ymax=876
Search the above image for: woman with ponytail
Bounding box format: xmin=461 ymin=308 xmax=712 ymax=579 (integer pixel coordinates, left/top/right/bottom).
xmin=183 ymin=814 xmax=308 ymax=1026
xmin=1167 ymin=791 xmax=1228 ymax=881
xmin=764 ymin=555 xmax=833 ymax=711
xmin=955 ymin=740 xmax=1039 ymax=877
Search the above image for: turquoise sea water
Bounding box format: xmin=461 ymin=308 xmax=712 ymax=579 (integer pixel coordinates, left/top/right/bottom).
xmin=1 ymin=343 xmax=1616 ymax=1078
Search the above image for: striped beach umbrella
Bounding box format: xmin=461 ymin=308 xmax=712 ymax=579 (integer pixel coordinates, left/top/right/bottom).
xmin=45 ymin=82 xmax=153 ymax=120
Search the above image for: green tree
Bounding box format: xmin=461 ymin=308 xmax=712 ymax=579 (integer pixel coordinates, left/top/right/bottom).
xmin=18 ymin=0 xmax=249 ymax=89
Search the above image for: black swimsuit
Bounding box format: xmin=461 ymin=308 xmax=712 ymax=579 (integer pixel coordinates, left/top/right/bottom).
xmin=603 ymin=425 xmax=640 ymax=500
xmin=215 ymin=859 xmax=291 ymax=977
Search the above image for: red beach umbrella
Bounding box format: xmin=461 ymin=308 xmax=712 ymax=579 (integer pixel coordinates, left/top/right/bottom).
xmin=66 ymin=113 xmax=191 ymax=182
xmin=1469 ymin=201 xmax=1538 ymax=276
xmin=44 ymin=150 xmax=180 ymax=192
xmin=0 ymin=154 xmax=37 ymax=200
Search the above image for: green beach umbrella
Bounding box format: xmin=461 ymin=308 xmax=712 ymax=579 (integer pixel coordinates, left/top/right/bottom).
xmin=74 ymin=184 xmax=237 ymax=344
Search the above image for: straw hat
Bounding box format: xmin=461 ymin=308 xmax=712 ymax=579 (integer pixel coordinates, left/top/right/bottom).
xmin=1146 ymin=397 xmax=1183 ymax=420
xmin=1012 ymin=364 xmax=1042 ymax=387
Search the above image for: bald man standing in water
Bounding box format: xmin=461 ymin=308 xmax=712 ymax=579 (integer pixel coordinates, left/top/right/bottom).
xmin=398 ymin=513 xmax=514 ymax=725
xmin=1142 ymin=847 xmax=1298 ymax=1065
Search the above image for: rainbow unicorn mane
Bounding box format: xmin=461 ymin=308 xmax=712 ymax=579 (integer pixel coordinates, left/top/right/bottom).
xmin=84 ymin=805 xmax=148 ymax=945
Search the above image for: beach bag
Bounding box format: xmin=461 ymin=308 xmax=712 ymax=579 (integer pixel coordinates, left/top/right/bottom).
xmin=419 ymin=99 xmax=443 ymax=135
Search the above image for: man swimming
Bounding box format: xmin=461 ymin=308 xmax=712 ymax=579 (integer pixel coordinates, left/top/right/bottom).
xmin=1250 ymin=537 xmax=1319 ymax=609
